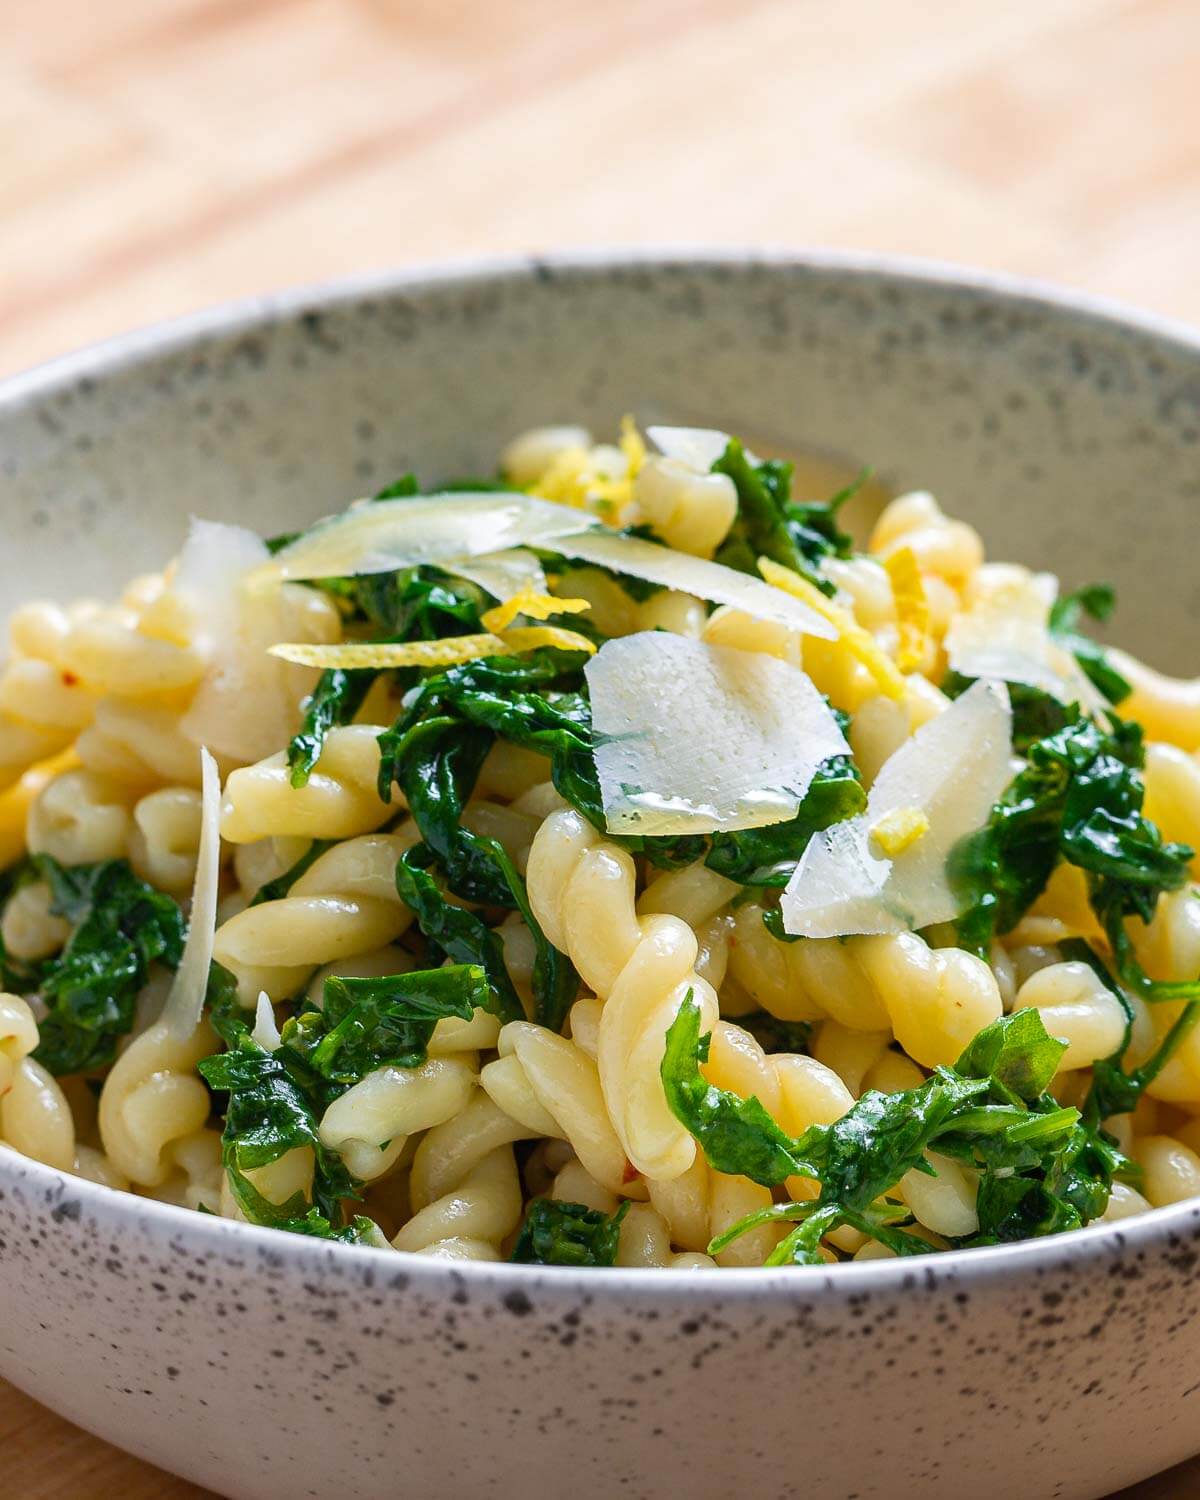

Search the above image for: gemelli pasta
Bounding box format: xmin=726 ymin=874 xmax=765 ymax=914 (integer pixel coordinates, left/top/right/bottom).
xmin=3 ymin=418 xmax=1200 ymax=1268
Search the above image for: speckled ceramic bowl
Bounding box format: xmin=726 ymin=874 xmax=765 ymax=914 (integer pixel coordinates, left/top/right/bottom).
xmin=4 ymin=252 xmax=1200 ymax=1500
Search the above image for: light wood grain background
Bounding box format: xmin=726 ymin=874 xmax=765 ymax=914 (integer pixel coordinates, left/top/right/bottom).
xmin=5 ymin=0 xmax=1200 ymax=1494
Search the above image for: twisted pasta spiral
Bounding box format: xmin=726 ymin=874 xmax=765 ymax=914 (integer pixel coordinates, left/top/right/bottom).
xmin=525 ymin=806 xmax=719 ymax=1180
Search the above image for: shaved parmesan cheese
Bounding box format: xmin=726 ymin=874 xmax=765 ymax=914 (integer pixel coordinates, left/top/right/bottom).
xmin=759 ymin=557 xmax=905 ymax=697
xmin=175 ymin=518 xmax=336 ymax=763
xmin=480 ymin=590 xmax=590 ymax=634
xmin=585 ymin=633 xmax=850 ymax=836
xmin=781 ymin=679 xmax=1012 ymax=938
xmin=164 ymin=746 xmax=221 ymax=1040
xmin=648 ymin=425 xmax=758 ymax=472
xmin=442 ymin=549 xmax=548 ymax=601
xmin=557 ymin=531 xmax=836 ymax=640
xmin=261 ymin=493 xmax=599 ymax=583
xmin=945 ymin=568 xmax=1085 ymax=700
xmin=253 ymin=992 xmax=282 ymax=1053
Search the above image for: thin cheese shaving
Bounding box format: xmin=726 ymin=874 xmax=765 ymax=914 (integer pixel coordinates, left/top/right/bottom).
xmin=781 ymin=679 xmax=1012 ymax=938
xmin=556 ymin=532 xmax=836 ymax=640
xmin=884 ymin=547 xmax=931 ymax=673
xmin=480 ymin=590 xmax=591 ymax=634
xmin=585 ymin=632 xmax=850 ymax=836
xmin=258 ymin=493 xmax=599 ymax=583
xmin=945 ymin=567 xmax=1088 ymax=701
xmin=164 ymin=746 xmax=222 ymax=1040
xmin=758 ymin=556 xmax=906 ymax=698
xmin=442 ymin=549 xmax=548 ymax=601
xmin=253 ymin=992 xmax=283 ymax=1053
xmin=647 ymin=425 xmax=760 ymax=471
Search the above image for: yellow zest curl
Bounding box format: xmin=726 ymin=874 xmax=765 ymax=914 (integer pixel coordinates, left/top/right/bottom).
xmin=480 ymin=590 xmax=591 ymax=634
xmin=756 ymin=557 xmax=906 ymax=699
xmin=884 ymin=547 xmax=931 ymax=673
xmin=269 ymin=623 xmax=595 ymax=672
xmin=529 ymin=416 xmax=645 ymax=522
xmin=869 ymin=806 xmax=930 ymax=858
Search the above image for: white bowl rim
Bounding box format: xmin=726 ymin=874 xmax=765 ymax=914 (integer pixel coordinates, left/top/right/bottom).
xmin=5 ymin=243 xmax=1200 ymax=1296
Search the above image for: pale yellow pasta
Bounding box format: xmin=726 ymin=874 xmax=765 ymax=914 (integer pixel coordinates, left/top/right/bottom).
xmin=1108 ymin=650 xmax=1200 ymax=753
xmin=1134 ymin=1135 xmax=1200 ymax=1207
xmin=392 ymin=1145 xmax=523 ymax=1259
xmin=75 ymin=697 xmax=205 ymax=789
xmin=129 ymin=785 xmax=204 ymax=894
xmin=1012 ymin=961 xmax=1128 ymax=1071
xmin=0 ymin=1054 xmax=76 ymax=1172
xmin=0 ymin=880 xmax=70 ymax=962
xmin=98 ymin=1020 xmax=217 ymax=1187
xmin=632 ymin=457 xmax=737 ymax=559
xmin=869 ymin=490 xmax=984 ymax=588
xmin=526 ymin=806 xmax=719 ymax=1181
xmin=26 ymin=767 xmax=133 ymax=865
xmin=501 ymin=424 xmax=592 ymax=487
xmin=220 ymin=725 xmax=395 ymax=843
xmin=318 ymin=1056 xmax=477 ymax=1181
xmin=1142 ymin=741 xmax=1200 ymax=865
xmin=214 ymin=831 xmax=418 ymax=1003
xmin=899 ymin=1151 xmax=980 ymax=1238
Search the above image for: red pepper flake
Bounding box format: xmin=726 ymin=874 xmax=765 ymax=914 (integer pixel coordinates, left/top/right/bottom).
xmin=621 ymin=1159 xmax=639 ymax=1184
xmin=61 ymin=671 xmax=78 ymax=686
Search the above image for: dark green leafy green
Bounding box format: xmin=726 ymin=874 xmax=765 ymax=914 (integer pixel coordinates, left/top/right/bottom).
xmin=394 ymin=844 xmax=525 ymax=1024
xmin=664 ymin=998 xmax=1131 ymax=1264
xmin=510 ymin=1198 xmax=629 ymax=1266
xmin=31 ymin=857 xmax=185 ymax=1075
xmin=738 ymin=1011 xmax=814 ymax=1056
xmin=288 ymin=671 xmax=375 ymax=788
xmin=1049 ymin=582 xmax=1131 ymax=706
xmin=199 ymin=1034 xmax=360 ymax=1230
xmin=711 ymin=439 xmax=858 ymax=593
xmin=300 ymin=966 xmax=485 ymax=1083
xmin=950 ymin=710 xmax=1193 ymax=989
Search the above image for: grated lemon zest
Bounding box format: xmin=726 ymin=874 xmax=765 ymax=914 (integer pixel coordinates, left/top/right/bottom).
xmin=757 ymin=557 xmax=906 ymax=699
xmin=884 ymin=547 xmax=931 ymax=673
xmin=529 ymin=418 xmax=644 ymax=522
xmin=480 ymin=590 xmax=591 ymax=634
xmin=498 ymin=624 xmax=596 ymax=656
xmin=269 ymin=622 xmax=596 ymax=672
xmin=869 ymin=805 xmax=931 ymax=857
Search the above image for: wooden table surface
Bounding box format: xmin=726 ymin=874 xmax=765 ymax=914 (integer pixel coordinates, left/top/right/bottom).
xmin=6 ymin=0 xmax=1200 ymax=1494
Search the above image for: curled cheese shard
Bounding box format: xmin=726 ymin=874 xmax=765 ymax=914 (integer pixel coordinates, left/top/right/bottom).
xmin=585 ymin=632 xmax=850 ymax=837
xmin=781 ymin=678 xmax=1012 ymax=938
xmin=164 ymin=746 xmax=222 ymax=1040
xmin=647 ymin=425 xmax=758 ymax=471
xmin=945 ymin=566 xmax=1095 ymax=705
xmin=260 ymin=493 xmax=599 ymax=583
xmin=442 ymin=549 xmax=548 ymax=602
xmin=557 ymin=531 xmax=836 ymax=640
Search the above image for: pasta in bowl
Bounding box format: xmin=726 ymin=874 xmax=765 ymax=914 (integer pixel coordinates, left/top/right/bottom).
xmin=5 ymin=414 xmax=1199 ymax=1274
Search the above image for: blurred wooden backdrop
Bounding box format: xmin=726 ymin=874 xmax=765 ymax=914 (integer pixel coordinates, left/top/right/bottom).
xmin=5 ymin=0 xmax=1200 ymax=1493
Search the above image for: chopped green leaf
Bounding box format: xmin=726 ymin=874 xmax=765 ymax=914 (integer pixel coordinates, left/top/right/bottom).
xmin=510 ymin=1198 xmax=629 ymax=1266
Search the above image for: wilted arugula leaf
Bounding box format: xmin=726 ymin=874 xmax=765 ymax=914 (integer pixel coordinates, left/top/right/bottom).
xmin=199 ymin=1034 xmax=360 ymax=1228
xmin=302 ymin=965 xmax=486 ymax=1083
xmin=950 ymin=710 xmax=1192 ymax=975
xmin=510 ymin=1198 xmax=629 ymax=1266
xmin=660 ymin=995 xmax=816 ymax=1187
xmin=665 ymin=1001 xmax=1130 ymax=1264
xmin=394 ymin=844 xmax=525 ymax=1024
xmin=738 ymin=1011 xmax=814 ymax=1055
xmin=288 ymin=671 xmax=375 ymax=788
xmin=1049 ymin=582 xmax=1131 ymax=706
xmin=32 ymin=857 xmax=185 ymax=1075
